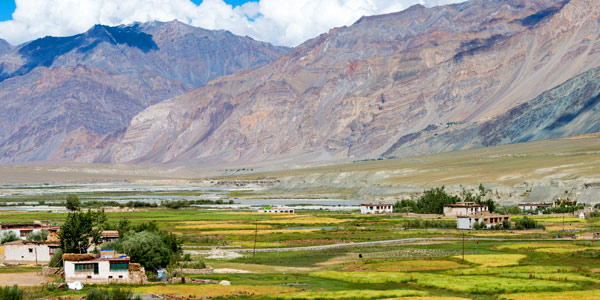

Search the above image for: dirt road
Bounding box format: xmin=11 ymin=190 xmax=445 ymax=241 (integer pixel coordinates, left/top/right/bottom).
xmin=0 ymin=272 xmax=51 ymax=286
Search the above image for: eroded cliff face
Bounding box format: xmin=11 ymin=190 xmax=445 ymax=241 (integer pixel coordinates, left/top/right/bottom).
xmin=0 ymin=21 xmax=287 ymax=164
xmin=103 ymin=0 xmax=600 ymax=167
xmin=384 ymin=65 xmax=600 ymax=157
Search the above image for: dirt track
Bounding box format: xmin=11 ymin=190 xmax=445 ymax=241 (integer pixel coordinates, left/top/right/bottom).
xmin=0 ymin=272 xmax=51 ymax=286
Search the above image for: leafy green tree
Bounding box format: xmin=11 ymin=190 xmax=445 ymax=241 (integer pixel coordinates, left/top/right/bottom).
xmin=416 ymin=186 xmax=461 ymax=214
xmin=59 ymin=209 xmax=106 ymax=253
xmin=26 ymin=230 xmax=49 ymax=242
xmin=0 ymin=231 xmax=19 ymax=244
xmin=122 ymin=231 xmax=170 ymax=271
xmin=65 ymin=195 xmax=81 ymax=211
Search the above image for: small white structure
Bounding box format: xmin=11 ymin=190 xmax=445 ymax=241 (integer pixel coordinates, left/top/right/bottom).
xmin=457 ymin=214 xmax=511 ymax=230
xmin=3 ymin=240 xmax=60 ymax=263
xmin=257 ymin=206 xmax=294 ymax=213
xmin=360 ymin=203 xmax=393 ymax=214
xmin=63 ymin=251 xmax=146 ymax=284
xmin=444 ymin=202 xmax=488 ymax=216
xmin=579 ymin=212 xmax=586 ymax=219
xmin=518 ymin=203 xmax=552 ymax=211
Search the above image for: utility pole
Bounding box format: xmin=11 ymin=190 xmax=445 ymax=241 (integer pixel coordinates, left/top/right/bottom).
xmin=253 ymin=220 xmax=258 ymax=257
xmin=462 ymin=232 xmax=465 ymax=262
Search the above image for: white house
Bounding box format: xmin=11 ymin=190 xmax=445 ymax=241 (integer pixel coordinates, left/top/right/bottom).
xmin=518 ymin=203 xmax=551 ymax=211
xmin=360 ymin=203 xmax=393 ymax=214
xmin=3 ymin=240 xmax=60 ymax=263
xmin=63 ymin=250 xmax=146 ymax=284
xmin=257 ymin=206 xmax=294 ymax=213
xmin=443 ymin=202 xmax=488 ymax=216
xmin=0 ymin=223 xmax=60 ymax=240
xmin=457 ymin=214 xmax=511 ymax=230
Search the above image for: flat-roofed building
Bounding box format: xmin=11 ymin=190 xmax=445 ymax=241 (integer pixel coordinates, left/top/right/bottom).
xmin=3 ymin=240 xmax=60 ymax=263
xmin=63 ymin=250 xmax=146 ymax=284
xmin=0 ymin=223 xmax=59 ymax=240
xmin=518 ymin=203 xmax=552 ymax=211
xmin=457 ymin=213 xmax=511 ymax=230
xmin=360 ymin=203 xmax=393 ymax=214
xmin=444 ymin=202 xmax=488 ymax=216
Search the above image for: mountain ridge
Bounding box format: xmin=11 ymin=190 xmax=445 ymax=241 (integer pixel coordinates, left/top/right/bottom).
xmin=0 ymin=21 xmax=288 ymax=164
xmin=95 ymin=0 xmax=600 ymax=168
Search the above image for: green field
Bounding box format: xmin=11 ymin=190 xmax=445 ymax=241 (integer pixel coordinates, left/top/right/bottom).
xmin=3 ymin=208 xmax=600 ymax=299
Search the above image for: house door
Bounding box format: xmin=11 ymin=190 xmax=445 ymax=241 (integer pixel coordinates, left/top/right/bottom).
xmin=93 ymin=263 xmax=99 ymax=274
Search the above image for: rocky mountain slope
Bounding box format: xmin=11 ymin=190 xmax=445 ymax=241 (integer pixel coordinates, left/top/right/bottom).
xmin=98 ymin=0 xmax=600 ymax=167
xmin=384 ymin=64 xmax=600 ymax=157
xmin=0 ymin=21 xmax=287 ymax=164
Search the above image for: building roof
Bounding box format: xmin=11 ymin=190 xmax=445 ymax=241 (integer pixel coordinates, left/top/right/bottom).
xmin=361 ymin=203 xmax=392 ymax=207
xmin=3 ymin=240 xmax=59 ymax=246
xmin=0 ymin=223 xmax=60 ymax=230
xmin=101 ymin=230 xmax=119 ymax=238
xmin=457 ymin=212 xmax=510 ymax=219
xmin=444 ymin=202 xmax=487 ymax=208
xmin=63 ymin=253 xmax=130 ymax=262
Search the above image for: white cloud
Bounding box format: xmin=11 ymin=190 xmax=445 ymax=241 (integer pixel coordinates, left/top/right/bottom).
xmin=0 ymin=0 xmax=466 ymax=46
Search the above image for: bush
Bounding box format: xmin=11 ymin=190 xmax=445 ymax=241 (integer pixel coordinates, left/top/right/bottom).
xmin=48 ymin=248 xmax=63 ymax=267
xmin=514 ymin=217 xmax=545 ymax=230
xmin=502 ymin=220 xmax=512 ymax=230
xmin=0 ymin=285 xmax=23 ymax=300
xmin=86 ymin=288 xmax=139 ymax=300
xmin=26 ymin=230 xmax=49 ymax=242
xmin=0 ymin=231 xmax=19 ymax=244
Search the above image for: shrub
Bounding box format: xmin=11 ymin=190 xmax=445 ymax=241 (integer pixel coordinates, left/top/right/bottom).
xmin=86 ymin=288 xmax=139 ymax=300
xmin=0 ymin=231 xmax=19 ymax=244
xmin=26 ymin=230 xmax=49 ymax=242
xmin=48 ymin=248 xmax=63 ymax=267
xmin=0 ymin=285 xmax=23 ymax=300
xmin=514 ymin=217 xmax=544 ymax=230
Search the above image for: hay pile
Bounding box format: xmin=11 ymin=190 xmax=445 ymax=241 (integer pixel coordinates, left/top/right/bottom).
xmin=129 ymin=263 xmax=142 ymax=271
xmin=62 ymin=253 xmax=97 ymax=261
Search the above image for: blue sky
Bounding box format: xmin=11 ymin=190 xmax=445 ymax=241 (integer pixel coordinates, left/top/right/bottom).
xmin=0 ymin=0 xmax=254 ymax=21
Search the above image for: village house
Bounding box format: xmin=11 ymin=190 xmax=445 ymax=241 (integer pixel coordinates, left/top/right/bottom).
xmin=257 ymin=206 xmax=295 ymax=213
xmin=553 ymin=199 xmax=577 ymax=207
xmin=100 ymin=230 xmax=120 ymax=243
xmin=0 ymin=223 xmax=60 ymax=240
xmin=63 ymin=250 xmax=146 ymax=284
xmin=443 ymin=202 xmax=488 ymax=216
xmin=457 ymin=213 xmax=511 ymax=230
xmin=3 ymin=240 xmax=60 ymax=263
xmin=518 ymin=203 xmax=552 ymax=211
xmin=360 ymin=203 xmax=393 ymax=214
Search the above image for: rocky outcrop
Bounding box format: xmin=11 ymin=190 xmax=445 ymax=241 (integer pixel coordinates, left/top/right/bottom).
xmin=100 ymin=0 xmax=600 ymax=168
xmin=384 ymin=65 xmax=600 ymax=157
xmin=0 ymin=21 xmax=287 ymax=164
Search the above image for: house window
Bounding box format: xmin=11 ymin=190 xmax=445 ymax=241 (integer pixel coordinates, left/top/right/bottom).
xmin=49 ymin=247 xmax=58 ymax=255
xmin=110 ymin=262 xmax=129 ymax=271
xmin=75 ymin=263 xmax=98 ymax=274
xmin=29 ymin=248 xmax=33 ymax=253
